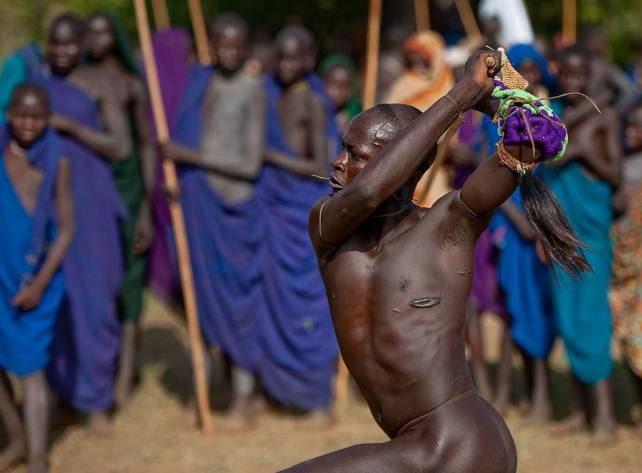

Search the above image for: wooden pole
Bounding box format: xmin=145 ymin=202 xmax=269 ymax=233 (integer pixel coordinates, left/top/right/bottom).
xmin=454 ymin=0 xmax=482 ymax=40
xmin=151 ymin=0 xmax=170 ymax=31
xmin=414 ymin=0 xmax=430 ymax=32
xmin=133 ymin=0 xmax=213 ymax=434
xmin=188 ymin=0 xmax=212 ymax=66
xmin=362 ymin=0 xmax=383 ymax=109
xmin=562 ymin=0 xmax=577 ymax=46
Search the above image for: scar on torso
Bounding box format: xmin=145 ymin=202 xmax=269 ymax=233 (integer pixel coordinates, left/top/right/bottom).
xmin=409 ymin=297 xmax=441 ymax=309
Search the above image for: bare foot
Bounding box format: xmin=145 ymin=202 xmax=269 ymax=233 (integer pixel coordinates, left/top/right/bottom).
xmin=27 ymin=458 xmax=48 ymax=473
xmin=550 ymin=412 xmax=586 ymax=435
xmin=0 ymin=440 xmax=26 ymax=472
xmin=87 ymin=412 xmax=113 ymax=436
xmin=218 ymin=399 xmax=256 ymax=432
xmin=590 ymin=425 xmax=617 ymax=445
xmin=522 ymin=402 xmax=552 ymax=425
xmin=296 ymin=409 xmax=335 ymax=429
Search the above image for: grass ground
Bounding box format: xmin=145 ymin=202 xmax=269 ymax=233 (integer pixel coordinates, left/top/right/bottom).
xmin=5 ymin=295 xmax=642 ymax=473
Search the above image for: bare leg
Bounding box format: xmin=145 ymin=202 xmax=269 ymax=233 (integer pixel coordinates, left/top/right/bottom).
xmin=465 ymin=303 xmax=492 ymax=400
xmin=22 ymin=371 xmax=49 ymax=473
xmin=590 ymin=379 xmax=617 ymax=443
xmin=0 ymin=371 xmax=26 ymax=470
xmin=87 ymin=411 xmax=111 ymax=435
xmin=551 ymin=376 xmax=590 ymax=434
xmin=525 ymin=359 xmax=551 ymax=422
xmin=493 ymin=324 xmax=512 ymax=414
xmin=220 ymin=365 xmax=256 ymax=431
xmin=114 ymin=320 xmax=138 ymax=407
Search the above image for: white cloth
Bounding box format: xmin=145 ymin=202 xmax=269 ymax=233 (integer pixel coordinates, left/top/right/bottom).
xmin=479 ymin=0 xmax=534 ymax=47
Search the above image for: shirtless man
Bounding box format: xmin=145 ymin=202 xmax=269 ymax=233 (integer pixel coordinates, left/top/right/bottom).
xmin=74 ymin=12 xmax=155 ymax=406
xmin=160 ymin=13 xmax=266 ymax=428
xmin=0 ymin=85 xmax=74 ymax=473
xmin=285 ymin=49 xmax=526 ymax=472
xmin=257 ymin=27 xmax=338 ymax=423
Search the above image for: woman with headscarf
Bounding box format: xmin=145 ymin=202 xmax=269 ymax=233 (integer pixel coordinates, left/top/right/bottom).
xmin=385 ymin=31 xmax=455 ymax=207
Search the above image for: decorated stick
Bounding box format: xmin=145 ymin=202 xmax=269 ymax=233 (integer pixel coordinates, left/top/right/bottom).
xmin=414 ymin=0 xmax=430 ymax=32
xmin=134 ymin=0 xmax=213 ymax=434
xmin=562 ymin=0 xmax=577 ymax=46
xmin=454 ymin=0 xmax=482 ymax=40
xmin=151 ymin=0 xmax=170 ymax=31
xmin=363 ymin=0 xmax=383 ymax=109
xmin=188 ymin=0 xmax=212 ymax=66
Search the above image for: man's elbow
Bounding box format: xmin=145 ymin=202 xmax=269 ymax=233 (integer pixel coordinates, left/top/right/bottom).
xmin=353 ymin=183 xmax=381 ymax=211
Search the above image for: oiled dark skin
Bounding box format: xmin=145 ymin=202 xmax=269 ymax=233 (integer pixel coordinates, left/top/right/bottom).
xmin=283 ymin=50 xmax=535 ymax=472
xmin=263 ymin=29 xmax=328 ymax=178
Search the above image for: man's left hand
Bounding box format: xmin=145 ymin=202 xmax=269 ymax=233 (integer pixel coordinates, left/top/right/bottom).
xmin=133 ymin=204 xmax=154 ymax=255
xmin=12 ymin=283 xmax=44 ymax=311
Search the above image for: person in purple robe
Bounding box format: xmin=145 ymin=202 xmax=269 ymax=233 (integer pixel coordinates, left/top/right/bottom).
xmin=0 ymin=84 xmax=74 ymax=473
xmin=160 ymin=13 xmax=266 ymax=429
xmin=147 ymin=27 xmax=191 ymax=304
xmin=257 ymin=26 xmax=338 ymax=425
xmin=32 ymin=14 xmax=126 ymax=433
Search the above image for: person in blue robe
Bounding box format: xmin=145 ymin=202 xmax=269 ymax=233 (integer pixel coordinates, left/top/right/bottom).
xmin=160 ymin=13 xmax=266 ymax=428
xmin=540 ymin=47 xmax=621 ymax=441
xmin=0 ymin=84 xmax=74 ymax=473
xmin=257 ymin=26 xmax=338 ymax=423
xmin=27 ymin=14 xmax=126 ymax=432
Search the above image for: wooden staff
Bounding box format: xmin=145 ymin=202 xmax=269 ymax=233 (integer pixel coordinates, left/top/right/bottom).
xmin=414 ymin=0 xmax=430 ymax=32
xmin=133 ymin=0 xmax=213 ymax=434
xmin=454 ymin=0 xmax=482 ymax=40
xmin=562 ymin=0 xmax=577 ymax=46
xmin=151 ymin=0 xmax=170 ymax=31
xmin=188 ymin=0 xmax=212 ymax=66
xmin=362 ymin=0 xmax=383 ymax=109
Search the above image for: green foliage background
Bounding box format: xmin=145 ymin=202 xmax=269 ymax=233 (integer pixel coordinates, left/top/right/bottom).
xmin=2 ymin=1 xmax=641 ymax=64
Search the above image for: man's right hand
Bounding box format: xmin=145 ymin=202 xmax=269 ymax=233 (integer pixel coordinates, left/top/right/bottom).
xmin=158 ymin=141 xmax=184 ymax=162
xmin=463 ymin=49 xmax=502 ymax=96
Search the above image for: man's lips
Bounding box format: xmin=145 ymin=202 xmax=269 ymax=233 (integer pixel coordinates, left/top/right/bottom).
xmin=329 ymin=175 xmax=345 ymax=191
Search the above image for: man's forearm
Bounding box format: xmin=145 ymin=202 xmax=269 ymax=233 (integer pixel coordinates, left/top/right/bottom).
xmin=353 ymin=79 xmax=483 ymax=207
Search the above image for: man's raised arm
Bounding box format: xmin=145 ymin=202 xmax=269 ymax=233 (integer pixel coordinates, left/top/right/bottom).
xmin=310 ymin=50 xmax=501 ymax=252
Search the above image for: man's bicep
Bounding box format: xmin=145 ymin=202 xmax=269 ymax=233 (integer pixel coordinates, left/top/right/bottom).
xmin=312 ymin=186 xmax=375 ymax=246
xmin=460 ymin=154 xmax=519 ymax=218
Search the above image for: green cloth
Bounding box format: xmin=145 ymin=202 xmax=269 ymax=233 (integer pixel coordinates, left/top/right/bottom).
xmin=98 ymin=12 xmax=147 ymax=322
xmin=111 ymin=119 xmax=146 ymax=322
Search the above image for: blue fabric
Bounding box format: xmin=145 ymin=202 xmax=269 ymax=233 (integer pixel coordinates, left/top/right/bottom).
xmin=506 ymin=43 xmax=556 ymax=92
xmin=0 ymin=151 xmax=64 ymax=376
xmin=491 ymin=191 xmax=555 ymax=359
xmin=256 ymin=74 xmax=338 ymax=410
xmin=0 ymin=44 xmax=43 ymax=122
xmin=172 ymin=65 xmax=262 ymax=371
xmin=0 ymin=125 xmax=62 ymax=285
xmin=540 ymin=162 xmax=613 ymax=383
xmin=33 ymin=74 xmax=125 ymax=412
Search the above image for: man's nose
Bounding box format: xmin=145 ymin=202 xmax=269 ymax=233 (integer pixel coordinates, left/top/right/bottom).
xmin=332 ymin=152 xmax=348 ymax=171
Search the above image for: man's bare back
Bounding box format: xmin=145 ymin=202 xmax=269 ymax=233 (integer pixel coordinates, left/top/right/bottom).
xmin=283 ymin=50 xmax=527 ymax=472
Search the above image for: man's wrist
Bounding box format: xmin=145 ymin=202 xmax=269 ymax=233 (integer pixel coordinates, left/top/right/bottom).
xmin=447 ymin=79 xmax=486 ymax=113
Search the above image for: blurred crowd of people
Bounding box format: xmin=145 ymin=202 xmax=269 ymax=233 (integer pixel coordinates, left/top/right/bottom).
xmin=0 ymin=2 xmax=642 ymax=472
